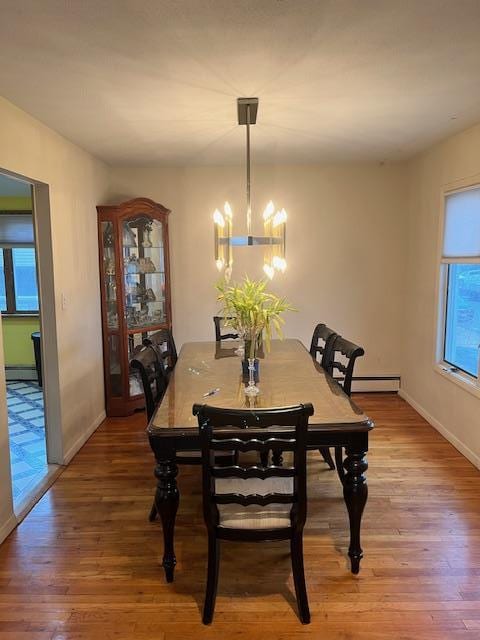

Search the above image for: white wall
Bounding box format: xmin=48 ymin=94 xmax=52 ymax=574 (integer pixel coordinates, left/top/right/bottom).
xmin=402 ymin=123 xmax=480 ymax=466
xmin=0 ymin=97 xmax=109 ymax=538
xmin=108 ymin=163 xmax=408 ymax=377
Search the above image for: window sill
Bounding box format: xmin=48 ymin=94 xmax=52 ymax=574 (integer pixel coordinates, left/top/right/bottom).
xmin=1 ymin=313 xmax=40 ymax=318
xmin=434 ymin=363 xmax=480 ymax=400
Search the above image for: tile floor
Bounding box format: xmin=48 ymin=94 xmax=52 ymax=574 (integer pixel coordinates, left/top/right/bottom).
xmin=7 ymin=380 xmax=47 ymax=502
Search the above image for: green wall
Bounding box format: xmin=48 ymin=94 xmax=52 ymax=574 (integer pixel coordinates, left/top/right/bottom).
xmin=0 ymin=196 xmax=32 ymax=210
xmin=2 ymin=316 xmax=40 ymax=366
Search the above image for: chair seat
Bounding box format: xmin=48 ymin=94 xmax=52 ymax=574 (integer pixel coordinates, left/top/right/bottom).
xmin=216 ymin=477 xmax=293 ymax=530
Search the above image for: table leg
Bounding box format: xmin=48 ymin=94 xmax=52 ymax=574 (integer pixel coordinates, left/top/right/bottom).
xmin=343 ymin=445 xmax=368 ymax=574
xmin=154 ymin=456 xmax=179 ymax=582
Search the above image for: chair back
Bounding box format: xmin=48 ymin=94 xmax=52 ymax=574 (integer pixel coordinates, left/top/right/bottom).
xmin=213 ymin=316 xmax=239 ymax=342
xmin=309 ymin=323 xmax=337 ymax=370
xmin=130 ymin=344 xmax=167 ymax=421
xmin=328 ymin=336 xmax=365 ymax=396
xmin=194 ymin=403 xmax=314 ymax=537
xmin=143 ymin=328 xmax=177 ymax=373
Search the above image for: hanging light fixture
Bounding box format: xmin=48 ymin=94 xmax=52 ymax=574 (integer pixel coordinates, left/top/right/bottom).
xmin=213 ymin=97 xmax=287 ymax=279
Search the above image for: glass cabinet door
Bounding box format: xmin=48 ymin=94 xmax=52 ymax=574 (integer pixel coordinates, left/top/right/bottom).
xmin=101 ymin=221 xmax=122 ymax=397
xmin=122 ymin=214 xmax=167 ymax=395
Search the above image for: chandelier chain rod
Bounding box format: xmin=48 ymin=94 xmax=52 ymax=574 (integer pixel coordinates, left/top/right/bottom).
xmin=246 ymin=103 xmax=251 ymax=236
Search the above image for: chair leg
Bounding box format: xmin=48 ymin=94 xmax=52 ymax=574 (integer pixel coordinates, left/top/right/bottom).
xmin=149 ymin=499 xmax=157 ymax=522
xmin=335 ymin=446 xmax=346 ymax=485
xmin=272 ymin=449 xmax=283 ymax=466
xmin=203 ymin=534 xmax=221 ymax=624
xmin=290 ymin=532 xmax=310 ymax=624
xmin=319 ymin=447 xmax=335 ymax=470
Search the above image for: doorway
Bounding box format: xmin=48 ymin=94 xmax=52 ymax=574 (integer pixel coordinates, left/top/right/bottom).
xmin=0 ymin=172 xmax=60 ymax=511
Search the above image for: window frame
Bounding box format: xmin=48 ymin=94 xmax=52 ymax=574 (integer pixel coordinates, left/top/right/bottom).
xmin=435 ymin=180 xmax=480 ymax=395
xmin=0 ymin=246 xmax=39 ymax=316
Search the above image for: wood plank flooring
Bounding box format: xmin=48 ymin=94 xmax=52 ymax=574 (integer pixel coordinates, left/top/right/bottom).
xmin=2 ymin=393 xmax=480 ymax=639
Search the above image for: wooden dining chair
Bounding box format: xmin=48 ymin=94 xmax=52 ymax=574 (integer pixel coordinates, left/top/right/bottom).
xmin=327 ymin=335 xmax=365 ymax=484
xmin=130 ymin=344 xmax=167 ymax=421
xmin=213 ymin=316 xmax=239 ymax=342
xmin=308 ymin=324 xmax=338 ymax=470
xmin=194 ymin=402 xmax=314 ymax=625
xmin=132 ymin=340 xmax=234 ymax=523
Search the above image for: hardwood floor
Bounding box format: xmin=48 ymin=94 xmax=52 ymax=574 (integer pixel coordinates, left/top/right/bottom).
xmin=2 ymin=393 xmax=480 ymax=639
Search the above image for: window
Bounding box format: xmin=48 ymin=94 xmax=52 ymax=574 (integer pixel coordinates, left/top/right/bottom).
xmin=440 ymin=187 xmax=480 ymax=379
xmin=0 ymin=247 xmax=39 ymax=314
xmin=12 ymin=248 xmax=39 ymax=311
xmin=0 ymin=251 xmax=6 ymax=312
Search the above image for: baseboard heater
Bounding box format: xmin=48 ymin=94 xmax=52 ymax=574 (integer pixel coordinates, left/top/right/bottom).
xmin=5 ymin=366 xmax=38 ymax=382
xmin=333 ymin=375 xmax=400 ymax=393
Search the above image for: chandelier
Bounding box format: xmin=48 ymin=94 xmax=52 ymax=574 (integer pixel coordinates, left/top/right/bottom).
xmin=213 ymin=97 xmax=287 ymax=280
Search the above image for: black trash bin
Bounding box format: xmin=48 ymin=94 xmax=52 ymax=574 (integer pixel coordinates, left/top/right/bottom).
xmin=31 ymin=331 xmax=42 ymax=387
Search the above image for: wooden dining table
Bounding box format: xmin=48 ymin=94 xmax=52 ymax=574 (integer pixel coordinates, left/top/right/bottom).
xmin=147 ymin=338 xmax=374 ymax=582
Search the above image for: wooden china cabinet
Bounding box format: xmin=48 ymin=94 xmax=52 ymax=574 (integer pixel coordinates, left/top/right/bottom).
xmin=97 ymin=198 xmax=172 ymax=416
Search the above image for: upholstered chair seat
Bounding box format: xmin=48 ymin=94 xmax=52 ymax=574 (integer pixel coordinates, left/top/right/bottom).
xmin=216 ymin=476 xmax=293 ymax=529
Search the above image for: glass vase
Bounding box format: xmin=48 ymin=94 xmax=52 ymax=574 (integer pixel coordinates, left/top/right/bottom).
xmin=244 ymin=357 xmax=260 ymax=396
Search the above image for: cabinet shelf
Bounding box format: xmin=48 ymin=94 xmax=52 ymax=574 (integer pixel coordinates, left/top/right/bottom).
xmin=126 ymin=322 xmax=168 ymax=334
xmin=125 ymin=245 xmax=164 ymax=250
xmin=124 ymin=271 xmax=165 ymax=276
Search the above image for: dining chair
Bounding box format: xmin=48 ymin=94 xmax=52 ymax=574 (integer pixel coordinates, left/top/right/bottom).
xmin=213 ymin=316 xmax=239 ymax=342
xmin=193 ymin=402 xmax=314 ymax=625
xmin=308 ymin=324 xmax=338 ymax=470
xmin=130 ymin=344 xmax=167 ymax=422
xmin=132 ymin=341 xmax=235 ymax=523
xmin=327 ymin=335 xmax=365 ymax=484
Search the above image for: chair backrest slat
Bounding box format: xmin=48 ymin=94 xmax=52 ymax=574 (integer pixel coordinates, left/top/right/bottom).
xmin=210 ymin=437 xmax=296 ymax=452
xmin=213 ymin=316 xmax=239 ymax=342
xmin=212 ymin=465 xmax=295 ymax=479
xmin=214 ymin=493 xmax=296 ymax=506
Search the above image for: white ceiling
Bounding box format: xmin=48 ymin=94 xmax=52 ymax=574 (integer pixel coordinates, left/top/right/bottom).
xmin=1 ymin=0 xmax=480 ymax=166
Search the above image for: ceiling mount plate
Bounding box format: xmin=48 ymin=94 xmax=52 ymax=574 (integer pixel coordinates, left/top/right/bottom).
xmin=237 ymin=97 xmax=259 ymax=125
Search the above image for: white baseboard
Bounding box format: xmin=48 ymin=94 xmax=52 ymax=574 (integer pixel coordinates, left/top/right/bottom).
xmin=398 ymin=388 xmax=480 ymax=470
xmin=62 ymin=410 xmax=106 ymax=465
xmin=5 ymin=366 xmax=37 ymax=381
xmin=0 ymin=513 xmax=18 ymax=545
xmin=352 ymin=378 xmax=400 ymax=392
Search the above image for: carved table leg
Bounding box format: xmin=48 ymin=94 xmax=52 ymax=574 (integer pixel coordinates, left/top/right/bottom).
xmin=154 ymin=456 xmax=179 ymax=582
xmin=342 ymin=445 xmax=368 ymax=574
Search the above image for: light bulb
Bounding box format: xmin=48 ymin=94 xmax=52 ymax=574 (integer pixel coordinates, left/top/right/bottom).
xmin=224 ymin=201 xmax=233 ymax=218
xmin=272 ymin=256 xmax=287 ymax=272
xmin=213 ymin=209 xmax=225 ymax=227
xmin=215 ymin=258 xmax=224 ymax=271
xmin=262 ymin=200 xmax=275 ymax=221
xmin=263 ymin=263 xmax=275 ymax=280
xmin=273 ymin=208 xmax=287 ymax=228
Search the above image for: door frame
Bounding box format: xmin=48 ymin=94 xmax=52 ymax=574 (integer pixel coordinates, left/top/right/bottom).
xmin=0 ymin=168 xmax=63 ymax=465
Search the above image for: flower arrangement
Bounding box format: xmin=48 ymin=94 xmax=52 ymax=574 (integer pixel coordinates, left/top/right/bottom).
xmin=216 ymin=276 xmax=295 ymax=360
